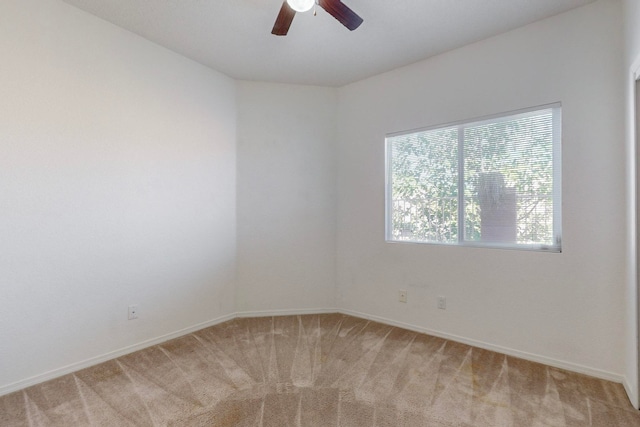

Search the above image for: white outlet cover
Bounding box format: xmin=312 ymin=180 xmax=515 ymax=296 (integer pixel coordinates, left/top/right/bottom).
xmin=399 ymin=290 xmax=407 ymax=303
xmin=128 ymin=305 xmax=139 ymax=320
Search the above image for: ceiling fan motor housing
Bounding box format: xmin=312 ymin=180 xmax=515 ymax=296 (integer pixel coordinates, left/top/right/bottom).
xmin=272 ymin=0 xmax=363 ymax=36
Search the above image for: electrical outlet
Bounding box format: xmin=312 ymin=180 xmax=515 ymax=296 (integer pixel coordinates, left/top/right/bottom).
xmin=437 ymin=296 xmax=446 ymax=310
xmin=398 ymin=290 xmax=407 ymax=303
xmin=128 ymin=304 xmax=139 ymax=320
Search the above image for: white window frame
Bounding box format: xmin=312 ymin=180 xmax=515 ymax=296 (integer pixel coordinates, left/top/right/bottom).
xmin=385 ymin=103 xmax=562 ymax=252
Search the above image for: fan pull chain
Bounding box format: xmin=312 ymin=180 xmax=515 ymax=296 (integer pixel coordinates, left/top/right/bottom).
xmin=314 ymin=0 xmax=317 ymax=16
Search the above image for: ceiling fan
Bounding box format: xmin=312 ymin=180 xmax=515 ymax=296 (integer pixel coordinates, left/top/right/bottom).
xmin=272 ymin=0 xmax=363 ymax=36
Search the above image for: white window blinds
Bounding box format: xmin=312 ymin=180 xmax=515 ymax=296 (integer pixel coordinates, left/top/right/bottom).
xmin=386 ymin=104 xmax=561 ymax=251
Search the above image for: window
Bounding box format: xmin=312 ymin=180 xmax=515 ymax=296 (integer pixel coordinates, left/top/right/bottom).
xmin=386 ymin=104 xmax=561 ymax=251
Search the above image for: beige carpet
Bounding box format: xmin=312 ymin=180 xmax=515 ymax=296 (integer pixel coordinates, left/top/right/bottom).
xmin=1 ymin=313 xmax=639 ymax=426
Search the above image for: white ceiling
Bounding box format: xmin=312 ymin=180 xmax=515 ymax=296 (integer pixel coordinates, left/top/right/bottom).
xmin=62 ymin=0 xmax=597 ymax=87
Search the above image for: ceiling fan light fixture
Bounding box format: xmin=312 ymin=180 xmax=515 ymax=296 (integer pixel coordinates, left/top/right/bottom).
xmin=286 ymin=0 xmax=314 ymax=13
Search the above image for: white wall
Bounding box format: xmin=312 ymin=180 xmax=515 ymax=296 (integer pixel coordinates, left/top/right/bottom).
xmin=623 ymin=0 xmax=640 ymax=409
xmin=624 ymin=0 xmax=640 ymax=63
xmin=236 ymin=82 xmax=337 ymax=313
xmin=0 ymin=0 xmax=237 ymax=393
xmin=336 ymin=0 xmax=627 ymax=381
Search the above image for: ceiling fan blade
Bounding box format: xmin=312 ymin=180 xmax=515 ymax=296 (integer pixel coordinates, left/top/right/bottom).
xmin=272 ymin=1 xmax=296 ymax=36
xmin=317 ymin=0 xmax=363 ymax=31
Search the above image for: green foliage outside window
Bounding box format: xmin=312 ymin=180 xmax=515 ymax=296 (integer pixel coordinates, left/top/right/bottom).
xmin=388 ymin=107 xmax=558 ymax=248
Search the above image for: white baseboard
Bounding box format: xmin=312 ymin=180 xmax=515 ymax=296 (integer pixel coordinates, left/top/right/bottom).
xmin=0 ymin=309 xmax=338 ymax=397
xmin=0 ymin=313 xmax=236 ymax=397
xmin=235 ymin=307 xmax=338 ymax=318
xmin=0 ymin=307 xmax=631 ymax=402
xmin=339 ymin=308 xmax=626 ymax=385
xmin=623 ymin=375 xmax=640 ymax=409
